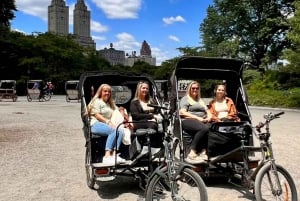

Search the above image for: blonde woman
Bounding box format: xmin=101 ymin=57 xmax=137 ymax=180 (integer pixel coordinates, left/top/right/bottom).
xmin=87 ymin=84 xmax=125 ymax=165
xmin=130 ymin=81 xmax=162 ymax=149
xmin=179 ymin=81 xmax=212 ymax=163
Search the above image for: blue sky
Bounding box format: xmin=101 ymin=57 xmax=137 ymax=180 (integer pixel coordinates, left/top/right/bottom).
xmin=12 ymin=0 xmax=213 ymax=65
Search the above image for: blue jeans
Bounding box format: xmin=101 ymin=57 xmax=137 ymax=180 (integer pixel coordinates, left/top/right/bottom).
xmin=91 ymin=121 xmax=124 ymax=151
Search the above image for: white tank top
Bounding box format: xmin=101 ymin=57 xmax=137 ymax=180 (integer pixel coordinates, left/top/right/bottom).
xmin=214 ymin=99 xmax=228 ymax=118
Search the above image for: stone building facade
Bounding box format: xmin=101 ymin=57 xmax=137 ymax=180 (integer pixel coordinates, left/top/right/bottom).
xmin=97 ymin=43 xmax=125 ymax=66
xmin=124 ymin=40 xmax=156 ymax=66
xmin=48 ymin=0 xmax=95 ymax=48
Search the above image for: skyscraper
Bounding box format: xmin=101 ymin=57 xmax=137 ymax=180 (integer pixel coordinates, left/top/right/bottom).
xmin=73 ymin=0 xmax=95 ymax=48
xmin=48 ymin=0 xmax=69 ymax=36
xmin=48 ymin=0 xmax=95 ymax=48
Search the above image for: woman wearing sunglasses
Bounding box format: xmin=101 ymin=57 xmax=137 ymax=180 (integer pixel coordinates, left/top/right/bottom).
xmin=179 ymin=81 xmax=212 ymax=163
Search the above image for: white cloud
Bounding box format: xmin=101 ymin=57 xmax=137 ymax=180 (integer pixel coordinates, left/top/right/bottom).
xmin=113 ymin=32 xmax=141 ymax=53
xmin=92 ymin=35 xmax=106 ymax=41
xmin=16 ymin=0 xmax=50 ymax=21
xmin=91 ymin=0 xmax=142 ymax=19
xmin=168 ymin=35 xmax=180 ymax=42
xmin=91 ymin=20 xmax=109 ymax=33
xmin=162 ymin=15 xmax=186 ymax=25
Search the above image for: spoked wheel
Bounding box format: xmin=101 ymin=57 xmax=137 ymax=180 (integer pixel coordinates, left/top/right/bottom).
xmin=85 ymin=146 xmax=96 ymax=190
xmin=255 ymin=163 xmax=298 ymax=201
xmin=27 ymin=95 xmax=32 ymax=102
xmin=13 ymin=95 xmax=17 ymax=102
xmin=44 ymin=93 xmax=51 ymax=101
xmin=145 ymin=167 xmax=208 ymax=201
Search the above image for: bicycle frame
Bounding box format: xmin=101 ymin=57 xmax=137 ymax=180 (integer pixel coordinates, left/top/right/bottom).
xmin=146 ymin=104 xmax=196 ymax=196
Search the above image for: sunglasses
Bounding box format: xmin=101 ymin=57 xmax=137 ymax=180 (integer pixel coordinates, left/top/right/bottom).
xmin=191 ymin=87 xmax=199 ymax=90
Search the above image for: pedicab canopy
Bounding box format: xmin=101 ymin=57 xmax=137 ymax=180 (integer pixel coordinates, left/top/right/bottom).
xmin=169 ymin=56 xmax=251 ymax=123
xmin=78 ymin=71 xmax=160 ymax=121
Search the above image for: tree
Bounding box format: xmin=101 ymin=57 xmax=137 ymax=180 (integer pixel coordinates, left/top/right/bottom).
xmin=284 ymin=0 xmax=300 ymax=74
xmin=0 ymin=0 xmax=17 ymax=28
xmin=200 ymin=0 xmax=294 ymax=67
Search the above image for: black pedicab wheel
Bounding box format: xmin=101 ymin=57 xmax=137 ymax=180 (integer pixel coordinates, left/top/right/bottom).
xmin=27 ymin=95 xmax=32 ymax=102
xmin=44 ymin=93 xmax=51 ymax=101
xmin=85 ymin=146 xmax=96 ymax=190
xmin=13 ymin=95 xmax=17 ymax=102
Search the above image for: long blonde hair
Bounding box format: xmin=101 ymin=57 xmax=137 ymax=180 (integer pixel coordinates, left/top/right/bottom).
xmin=133 ymin=81 xmax=152 ymax=102
xmin=87 ymin=84 xmax=116 ymax=115
xmin=186 ymin=81 xmax=201 ymax=100
xmin=186 ymin=81 xmax=206 ymax=107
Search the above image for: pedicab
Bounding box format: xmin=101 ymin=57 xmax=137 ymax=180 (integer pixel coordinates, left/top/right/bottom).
xmin=26 ymin=79 xmax=51 ymax=102
xmin=170 ymin=56 xmax=297 ymax=201
xmin=65 ymin=80 xmax=80 ymax=102
xmin=79 ymin=71 xmax=208 ymax=201
xmin=0 ymin=80 xmax=17 ymax=102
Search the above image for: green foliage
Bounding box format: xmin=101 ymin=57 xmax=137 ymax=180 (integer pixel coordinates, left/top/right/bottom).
xmin=246 ymin=69 xmax=300 ymax=108
xmin=0 ymin=0 xmax=17 ymax=28
xmin=243 ymin=69 xmax=263 ymax=85
xmin=283 ymin=1 xmax=300 ymax=74
xmin=247 ymin=87 xmax=300 ymax=108
xmin=0 ymin=31 xmax=111 ymax=94
xmin=200 ymin=0 xmax=294 ymax=67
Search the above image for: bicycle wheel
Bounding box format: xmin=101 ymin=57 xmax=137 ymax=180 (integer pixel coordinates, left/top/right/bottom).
xmin=44 ymin=93 xmax=51 ymax=101
xmin=145 ymin=167 xmax=208 ymax=201
xmin=85 ymin=146 xmax=96 ymax=190
xmin=255 ymin=163 xmax=298 ymax=201
xmin=27 ymin=95 xmax=32 ymax=102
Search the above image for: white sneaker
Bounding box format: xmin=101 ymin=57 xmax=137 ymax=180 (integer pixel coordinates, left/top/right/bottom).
xmin=102 ymin=156 xmax=115 ymax=166
xmin=116 ymin=155 xmax=126 ymax=163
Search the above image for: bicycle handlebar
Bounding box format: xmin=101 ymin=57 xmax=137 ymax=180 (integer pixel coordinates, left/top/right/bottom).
xmin=147 ymin=103 xmax=168 ymax=110
xmin=256 ymin=111 xmax=284 ymax=132
xmin=274 ymin=111 xmax=285 ymax=117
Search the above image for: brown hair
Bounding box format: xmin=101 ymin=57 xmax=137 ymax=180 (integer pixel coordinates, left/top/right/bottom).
xmin=214 ymin=84 xmax=227 ymax=97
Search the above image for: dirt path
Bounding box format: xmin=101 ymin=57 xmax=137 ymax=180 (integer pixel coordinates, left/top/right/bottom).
xmin=0 ymin=96 xmax=299 ymax=201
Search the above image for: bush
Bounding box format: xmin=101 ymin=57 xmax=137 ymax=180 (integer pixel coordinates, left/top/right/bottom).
xmin=247 ymin=87 xmax=300 ymax=108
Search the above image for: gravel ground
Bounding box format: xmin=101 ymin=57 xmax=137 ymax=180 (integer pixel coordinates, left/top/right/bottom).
xmin=0 ymin=96 xmax=299 ymax=201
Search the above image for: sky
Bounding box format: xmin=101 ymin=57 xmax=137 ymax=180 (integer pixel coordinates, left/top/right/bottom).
xmin=11 ymin=0 xmax=213 ymax=66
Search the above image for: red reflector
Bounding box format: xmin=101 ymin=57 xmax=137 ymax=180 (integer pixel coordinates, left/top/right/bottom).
xmin=95 ymin=168 xmax=109 ymax=175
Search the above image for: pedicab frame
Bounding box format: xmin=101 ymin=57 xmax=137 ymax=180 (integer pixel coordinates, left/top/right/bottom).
xmin=79 ymin=71 xmax=208 ymax=201
xmin=26 ymin=79 xmax=51 ymax=102
xmin=169 ymin=56 xmax=297 ymax=201
xmin=65 ymin=80 xmax=80 ymax=102
xmin=0 ymin=80 xmax=18 ymax=102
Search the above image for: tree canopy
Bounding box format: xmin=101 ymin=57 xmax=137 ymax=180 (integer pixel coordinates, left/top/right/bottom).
xmin=284 ymin=0 xmax=300 ymax=74
xmin=200 ymin=0 xmax=295 ymax=67
xmin=0 ymin=0 xmax=17 ymax=28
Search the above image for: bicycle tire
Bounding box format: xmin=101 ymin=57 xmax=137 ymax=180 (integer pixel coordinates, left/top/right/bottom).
xmin=44 ymin=93 xmax=51 ymax=101
xmin=27 ymin=95 xmax=32 ymax=102
xmin=255 ymin=163 xmax=298 ymax=201
xmin=145 ymin=167 xmax=208 ymax=201
xmin=85 ymin=146 xmax=96 ymax=190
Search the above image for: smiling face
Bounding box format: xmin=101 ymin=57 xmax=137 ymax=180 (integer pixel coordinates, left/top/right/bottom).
xmin=100 ymin=85 xmax=111 ymax=102
xmin=215 ymin=84 xmax=226 ymax=100
xmin=189 ymin=82 xmax=200 ymax=99
xmin=139 ymin=83 xmax=149 ymax=101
